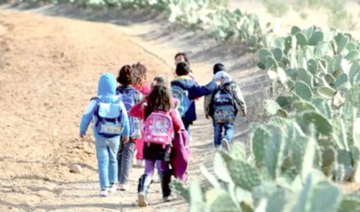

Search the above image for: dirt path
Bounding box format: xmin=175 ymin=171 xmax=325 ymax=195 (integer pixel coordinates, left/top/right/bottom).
xmin=0 ymin=10 xmax=187 ymax=212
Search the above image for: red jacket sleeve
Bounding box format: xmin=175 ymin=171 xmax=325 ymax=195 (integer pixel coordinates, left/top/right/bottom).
xmin=170 ymin=110 xmax=184 ymax=132
xmin=129 ymin=102 xmax=145 ymax=120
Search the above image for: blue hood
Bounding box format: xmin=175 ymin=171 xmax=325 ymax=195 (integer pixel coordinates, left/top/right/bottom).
xmin=97 ymin=73 xmax=116 ymax=96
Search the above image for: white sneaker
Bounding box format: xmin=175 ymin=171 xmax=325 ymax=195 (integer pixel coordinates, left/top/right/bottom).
xmin=119 ymin=183 xmax=129 ymax=191
xmin=136 ymin=159 xmax=143 ymax=167
xmin=221 ymin=138 xmax=231 ymax=153
xmin=108 ymin=183 xmax=117 ymax=194
xmin=99 ymin=189 xmax=109 ymax=197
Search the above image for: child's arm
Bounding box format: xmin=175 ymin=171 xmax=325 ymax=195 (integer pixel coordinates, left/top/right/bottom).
xmin=170 ymin=110 xmax=185 ymax=132
xmin=79 ymin=100 xmax=97 ymax=136
xmin=120 ymin=102 xmax=130 ymax=140
xmin=232 ymin=84 xmax=247 ymax=116
xmin=141 ymin=82 xmax=151 ymax=95
xmin=129 ymin=101 xmax=146 ymax=119
xmin=203 ymin=93 xmax=213 ymax=118
xmin=188 ymin=80 xmax=218 ymax=100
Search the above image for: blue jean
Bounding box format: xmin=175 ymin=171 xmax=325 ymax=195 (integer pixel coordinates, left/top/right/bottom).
xmin=213 ymin=122 xmax=235 ymax=147
xmin=184 ymin=123 xmax=191 ymax=145
xmin=95 ymin=137 xmax=120 ymax=189
xmin=156 ymin=160 xmax=161 ymax=176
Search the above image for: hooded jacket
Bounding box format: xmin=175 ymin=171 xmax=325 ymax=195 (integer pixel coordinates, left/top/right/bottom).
xmin=79 ymin=73 xmax=130 ymax=139
xmin=171 ymin=75 xmax=218 ymax=124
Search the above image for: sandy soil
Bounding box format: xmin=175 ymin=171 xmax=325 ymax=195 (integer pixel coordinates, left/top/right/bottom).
xmin=0 ymin=10 xmax=187 ymax=212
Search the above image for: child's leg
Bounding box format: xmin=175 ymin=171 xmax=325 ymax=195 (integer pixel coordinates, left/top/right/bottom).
xmin=138 ymin=159 xmax=155 ymax=207
xmin=95 ymin=138 xmax=111 ymax=190
xmin=158 ymin=161 xmax=173 ymax=200
xmin=117 ymin=141 xmax=123 ymax=183
xmin=119 ymin=141 xmax=136 ymax=185
xmin=223 ymin=123 xmax=235 ymax=142
xmin=136 ymin=137 xmax=144 ymax=160
xmin=156 ymin=160 xmax=161 ymax=176
xmin=144 ymin=159 xmax=156 ymax=177
xmin=183 ymin=123 xmax=191 ymax=145
xmin=213 ymin=122 xmax=223 ymax=147
xmin=108 ymin=138 xmax=121 ymax=186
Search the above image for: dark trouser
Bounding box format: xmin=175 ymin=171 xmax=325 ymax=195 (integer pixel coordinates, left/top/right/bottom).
xmin=118 ymin=141 xmax=135 ymax=184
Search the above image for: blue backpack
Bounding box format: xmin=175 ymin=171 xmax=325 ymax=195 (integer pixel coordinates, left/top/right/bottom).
xmin=171 ymin=85 xmax=192 ymax=117
xmin=116 ymin=87 xmax=137 ymax=136
xmin=92 ymin=97 xmax=124 ymax=138
xmin=212 ymin=82 xmax=237 ymax=123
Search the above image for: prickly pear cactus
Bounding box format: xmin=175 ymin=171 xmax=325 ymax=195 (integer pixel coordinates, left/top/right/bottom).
xmin=263 ymin=99 xmax=281 ymax=116
xmin=335 ymin=73 xmax=349 ymax=90
xmin=317 ymin=86 xmax=336 ymax=99
xmin=300 ymin=111 xmax=333 ymax=135
xmin=227 ymin=160 xmax=262 ymax=191
xmin=205 ymin=189 xmax=240 ymax=211
xmin=338 ymin=194 xmax=360 ymax=212
xmin=294 ymin=81 xmax=314 ymax=101
xmin=297 ymin=68 xmax=314 ymax=88
xmin=312 ymin=98 xmax=332 ymax=119
xmin=251 ymin=126 xmax=270 ymax=163
xmin=308 ymin=30 xmax=324 ymax=46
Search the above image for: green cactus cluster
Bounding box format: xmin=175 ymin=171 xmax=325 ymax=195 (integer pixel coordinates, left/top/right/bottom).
xmin=172 ymin=122 xmax=360 ymax=211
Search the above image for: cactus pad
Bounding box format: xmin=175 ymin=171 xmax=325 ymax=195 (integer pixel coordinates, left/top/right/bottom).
xmin=345 ymin=50 xmax=359 ymax=61
xmin=227 ymin=160 xmax=262 ymax=191
xmin=263 ymin=99 xmax=281 ymax=115
xmin=251 ymin=126 xmax=270 ymax=163
xmin=308 ymin=31 xmax=324 ymax=46
xmin=297 ymin=68 xmax=314 ymax=88
xmin=205 ymin=189 xmax=240 ymax=211
xmin=312 ymin=98 xmax=331 ymax=119
xmin=293 ymin=100 xmax=317 ymax=112
xmin=271 ymin=47 xmax=283 ymax=62
xmin=301 ymin=111 xmax=333 ymax=135
xmin=296 ymin=32 xmax=308 ymax=46
xmin=294 ymin=81 xmax=314 ymax=101
xmin=307 ymin=59 xmax=318 ymax=75
xmin=334 ymin=73 xmax=349 ymax=90
xmin=317 ymin=86 xmax=336 ymax=99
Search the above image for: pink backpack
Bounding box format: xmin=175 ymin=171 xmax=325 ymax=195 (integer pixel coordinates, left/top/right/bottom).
xmin=143 ymin=111 xmax=174 ymax=149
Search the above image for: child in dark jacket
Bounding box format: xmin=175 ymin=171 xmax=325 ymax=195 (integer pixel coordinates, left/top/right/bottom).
xmin=129 ymin=78 xmax=184 ymax=207
xmin=171 ymin=62 xmax=218 ymax=144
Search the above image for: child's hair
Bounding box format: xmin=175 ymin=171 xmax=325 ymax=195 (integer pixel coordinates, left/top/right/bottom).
xmin=175 ymin=62 xmax=190 ymax=76
xmin=117 ymin=65 xmax=133 ymax=86
xmin=174 ymin=52 xmax=190 ymax=65
xmin=151 ymin=75 xmax=170 ymax=88
xmin=132 ymin=62 xmax=147 ymax=87
xmin=213 ymin=63 xmax=225 ymax=75
xmin=145 ymin=84 xmax=173 ymax=119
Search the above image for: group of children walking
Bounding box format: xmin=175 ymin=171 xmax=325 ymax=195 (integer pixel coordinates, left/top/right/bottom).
xmin=79 ymin=52 xmax=246 ymax=207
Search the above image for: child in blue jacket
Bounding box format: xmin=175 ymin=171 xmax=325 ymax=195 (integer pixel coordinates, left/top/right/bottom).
xmin=79 ymin=73 xmax=130 ymax=197
xmin=171 ymin=62 xmax=218 ymax=144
